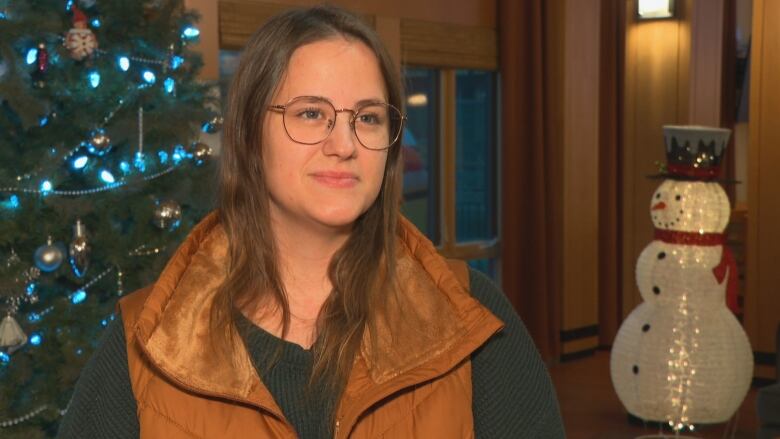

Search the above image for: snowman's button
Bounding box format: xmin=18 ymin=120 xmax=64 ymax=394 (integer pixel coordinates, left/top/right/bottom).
xmin=642 ymin=324 xmax=651 ymax=332
xmin=658 ymin=252 xmax=666 ymax=260
xmin=652 ymin=286 xmax=661 ymax=295
xmin=632 ymin=365 xmax=639 ymax=374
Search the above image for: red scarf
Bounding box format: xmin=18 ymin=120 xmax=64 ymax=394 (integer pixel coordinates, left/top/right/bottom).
xmin=654 ymin=229 xmax=739 ymax=314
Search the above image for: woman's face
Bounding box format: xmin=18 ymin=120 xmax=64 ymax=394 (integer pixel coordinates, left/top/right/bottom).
xmin=261 ymin=38 xmax=389 ymax=234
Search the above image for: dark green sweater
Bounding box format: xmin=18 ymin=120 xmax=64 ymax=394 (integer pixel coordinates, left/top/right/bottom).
xmin=57 ymin=269 xmax=565 ymax=438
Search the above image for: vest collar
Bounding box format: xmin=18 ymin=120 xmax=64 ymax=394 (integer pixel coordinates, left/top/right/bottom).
xmin=131 ymin=211 xmax=503 ymax=419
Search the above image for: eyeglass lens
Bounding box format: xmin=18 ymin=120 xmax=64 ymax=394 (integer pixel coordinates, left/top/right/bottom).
xmin=282 ymin=97 xmax=402 ymax=150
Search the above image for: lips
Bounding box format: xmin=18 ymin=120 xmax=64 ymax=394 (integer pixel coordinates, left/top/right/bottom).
xmin=310 ymin=171 xmax=359 ymax=188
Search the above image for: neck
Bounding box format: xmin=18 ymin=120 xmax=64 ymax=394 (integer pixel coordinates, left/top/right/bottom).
xmin=272 ymin=213 xmax=351 ymax=293
xmin=255 ymin=210 xmax=352 ymax=345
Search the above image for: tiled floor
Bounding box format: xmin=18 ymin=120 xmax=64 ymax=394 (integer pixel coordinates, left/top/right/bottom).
xmin=549 ymin=350 xmax=758 ymax=439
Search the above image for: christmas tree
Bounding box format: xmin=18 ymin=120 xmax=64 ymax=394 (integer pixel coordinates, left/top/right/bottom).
xmin=0 ymin=1 xmax=218 ymax=436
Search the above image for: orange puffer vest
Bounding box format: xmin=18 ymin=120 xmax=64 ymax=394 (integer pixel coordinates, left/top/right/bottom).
xmin=119 ymin=212 xmax=504 ymax=438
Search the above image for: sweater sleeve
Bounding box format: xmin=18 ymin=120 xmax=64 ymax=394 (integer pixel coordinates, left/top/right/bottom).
xmin=469 ymin=268 xmax=566 ymax=439
xmin=56 ymin=315 xmax=140 ymax=439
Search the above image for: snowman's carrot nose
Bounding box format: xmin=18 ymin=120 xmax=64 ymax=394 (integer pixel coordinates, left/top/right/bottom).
xmin=652 ymin=201 xmax=666 ymax=210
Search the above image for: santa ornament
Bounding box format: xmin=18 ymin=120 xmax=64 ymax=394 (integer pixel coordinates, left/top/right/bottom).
xmin=610 ymin=125 xmax=752 ymax=433
xmin=64 ymin=5 xmax=98 ymax=61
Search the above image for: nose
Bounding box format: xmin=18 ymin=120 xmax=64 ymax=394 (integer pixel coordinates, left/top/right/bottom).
xmin=652 ymin=201 xmax=666 ymax=211
xmin=322 ymin=111 xmax=358 ymax=159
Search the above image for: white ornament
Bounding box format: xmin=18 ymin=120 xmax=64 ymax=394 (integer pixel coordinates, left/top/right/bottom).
xmin=0 ymin=314 xmax=27 ymax=353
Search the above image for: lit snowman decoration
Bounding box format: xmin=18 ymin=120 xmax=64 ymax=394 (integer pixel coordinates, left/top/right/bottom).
xmin=611 ymin=125 xmax=752 ymax=431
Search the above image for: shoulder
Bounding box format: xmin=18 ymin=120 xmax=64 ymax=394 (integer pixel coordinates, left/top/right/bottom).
xmin=466 ymin=268 xmax=518 ymax=322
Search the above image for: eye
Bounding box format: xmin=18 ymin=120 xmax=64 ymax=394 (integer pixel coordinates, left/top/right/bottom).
xmin=356 ymin=112 xmax=382 ymax=126
xmin=675 ymin=195 xmax=682 ymax=201
xmin=655 ymin=193 xmax=661 ymax=199
xmin=295 ymin=107 xmax=325 ymax=120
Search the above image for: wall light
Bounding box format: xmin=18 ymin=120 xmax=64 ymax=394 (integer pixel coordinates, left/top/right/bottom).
xmin=407 ymin=93 xmax=428 ymax=107
xmin=637 ymin=0 xmax=675 ymax=20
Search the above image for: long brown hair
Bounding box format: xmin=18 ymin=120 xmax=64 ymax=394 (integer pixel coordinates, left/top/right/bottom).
xmin=213 ymin=5 xmax=404 ymax=394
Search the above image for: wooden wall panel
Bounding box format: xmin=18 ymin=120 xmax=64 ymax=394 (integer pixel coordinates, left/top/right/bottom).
xmin=560 ymin=0 xmax=601 ymax=355
xmin=219 ymin=1 xmax=295 ymax=50
xmin=687 ymin=0 xmax=725 ymax=125
xmin=621 ymin=0 xmax=691 ymax=317
xmin=230 ymin=0 xmax=495 ymax=28
xmin=400 ymin=20 xmax=497 ymax=69
xmin=218 ymin=1 xmax=497 ymax=70
xmin=747 ymin=0 xmax=780 ymax=381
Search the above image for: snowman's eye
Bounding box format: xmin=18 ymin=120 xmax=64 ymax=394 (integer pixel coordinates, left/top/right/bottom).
xmin=655 ymin=193 xmax=661 ymax=199
xmin=675 ymin=195 xmax=681 ymax=201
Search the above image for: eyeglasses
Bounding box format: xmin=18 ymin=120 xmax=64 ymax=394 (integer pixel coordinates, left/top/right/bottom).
xmin=268 ymin=96 xmax=406 ymax=151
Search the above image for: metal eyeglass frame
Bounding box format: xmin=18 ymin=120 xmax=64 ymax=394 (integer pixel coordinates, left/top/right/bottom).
xmin=267 ymin=95 xmax=407 ymax=151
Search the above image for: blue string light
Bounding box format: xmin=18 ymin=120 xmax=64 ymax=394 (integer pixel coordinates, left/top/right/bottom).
xmin=171 ymin=146 xmax=183 ymax=164
xmin=40 ymin=180 xmax=53 ymax=195
xmin=99 ymin=170 xmax=115 ymax=183
xmin=164 ymin=77 xmax=175 ymax=94
xmin=142 ymin=70 xmax=156 ymax=85
xmin=158 ymin=150 xmax=169 ymax=164
xmin=65 ymin=0 xmax=73 ymax=11
xmin=2 ymin=194 xmax=20 ymax=209
xmin=71 ymin=290 xmax=87 ymax=304
xmin=27 ymin=312 xmax=41 ymax=323
xmin=26 ymin=283 xmax=36 ymax=295
xmin=39 ymin=116 xmax=49 ymax=127
xmin=91 ymin=18 xmax=101 ymax=28
xmin=26 ymin=48 xmax=38 ymax=65
xmin=72 ymin=155 xmax=89 ymax=170
xmin=29 ymin=333 xmax=42 ymax=346
xmin=119 ymin=161 xmax=131 ymax=174
xmin=88 ymin=70 xmax=101 ymax=88
xmin=0 ymin=11 xmax=6 ymax=20
xmin=181 ymin=26 xmax=200 ymax=39
xmin=133 ymin=152 xmax=147 ymax=172
xmin=0 ymin=352 xmax=9 ymax=364
xmin=171 ymin=55 xmax=184 ymax=70
xmin=118 ymin=56 xmax=130 ymax=72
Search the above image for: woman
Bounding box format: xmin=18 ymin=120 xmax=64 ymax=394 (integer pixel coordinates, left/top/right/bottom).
xmin=58 ymin=6 xmax=564 ymax=438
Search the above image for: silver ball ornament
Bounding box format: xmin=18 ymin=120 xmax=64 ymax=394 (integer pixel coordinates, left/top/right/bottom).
xmin=34 ymin=236 xmax=65 ymax=272
xmin=153 ymin=200 xmax=182 ymax=230
xmin=87 ymin=128 xmax=112 ymax=155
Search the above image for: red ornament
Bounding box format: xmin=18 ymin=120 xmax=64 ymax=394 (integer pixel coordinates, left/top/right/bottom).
xmin=31 ymin=42 xmax=48 ymax=88
xmin=64 ymin=5 xmax=98 ymax=61
xmin=36 ymin=42 xmax=48 ymax=74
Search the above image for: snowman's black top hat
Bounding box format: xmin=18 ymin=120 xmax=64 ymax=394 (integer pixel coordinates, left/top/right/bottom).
xmin=648 ymin=125 xmax=734 ymax=182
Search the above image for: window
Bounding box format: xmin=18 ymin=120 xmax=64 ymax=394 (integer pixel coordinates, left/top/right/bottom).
xmin=402 ymin=67 xmax=500 ymax=280
xmin=401 ymin=68 xmax=440 ymax=243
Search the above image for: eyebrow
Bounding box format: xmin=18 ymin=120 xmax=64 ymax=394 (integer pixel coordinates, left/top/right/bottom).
xmin=326 ymin=97 xmax=386 ymax=108
xmin=356 ymin=98 xmax=385 ymax=106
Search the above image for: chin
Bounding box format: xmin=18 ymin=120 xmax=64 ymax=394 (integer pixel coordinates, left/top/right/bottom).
xmin=310 ymin=207 xmax=367 ymax=230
